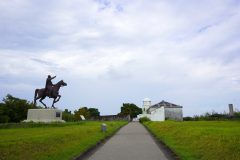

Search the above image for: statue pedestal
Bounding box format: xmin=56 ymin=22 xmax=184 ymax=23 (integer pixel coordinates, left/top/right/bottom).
xmin=23 ymin=109 xmax=65 ymax=123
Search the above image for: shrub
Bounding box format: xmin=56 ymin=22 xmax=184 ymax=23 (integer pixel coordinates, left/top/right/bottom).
xmin=235 ymin=112 xmax=240 ymax=118
xmin=139 ymin=117 xmax=151 ymax=123
xmin=185 ymin=111 xmax=240 ymax=121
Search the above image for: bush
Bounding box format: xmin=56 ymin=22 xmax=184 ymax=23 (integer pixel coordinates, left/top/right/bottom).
xmin=235 ymin=112 xmax=240 ymax=118
xmin=184 ymin=111 xmax=240 ymax=121
xmin=62 ymin=109 xmax=75 ymax=122
xmin=139 ymin=117 xmax=151 ymax=123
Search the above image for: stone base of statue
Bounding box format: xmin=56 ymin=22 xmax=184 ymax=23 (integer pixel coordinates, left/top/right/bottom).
xmin=23 ymin=109 xmax=65 ymax=123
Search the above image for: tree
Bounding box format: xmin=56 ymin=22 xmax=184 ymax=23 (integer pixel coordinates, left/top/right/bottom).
xmin=0 ymin=103 xmax=9 ymax=123
xmin=88 ymin=108 xmax=100 ymax=117
xmin=74 ymin=107 xmax=100 ymax=120
xmin=0 ymin=94 xmax=38 ymax=123
xmin=62 ymin=109 xmax=75 ymax=122
xmin=119 ymin=103 xmax=142 ymax=119
xmin=74 ymin=107 xmax=90 ymax=120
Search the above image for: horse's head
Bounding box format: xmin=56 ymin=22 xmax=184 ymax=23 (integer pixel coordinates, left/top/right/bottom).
xmin=60 ymin=80 xmax=67 ymax=87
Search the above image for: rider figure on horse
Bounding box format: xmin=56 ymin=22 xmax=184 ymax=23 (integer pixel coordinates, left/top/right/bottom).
xmin=45 ymin=75 xmax=56 ymax=97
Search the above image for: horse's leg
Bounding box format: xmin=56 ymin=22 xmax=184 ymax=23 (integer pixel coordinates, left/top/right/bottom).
xmin=40 ymin=97 xmax=47 ymax=108
xmin=51 ymin=94 xmax=61 ymax=108
xmin=34 ymin=96 xmax=41 ymax=106
xmin=55 ymin=95 xmax=61 ymax=103
xmin=52 ymin=98 xmax=56 ymax=109
xmin=34 ymin=89 xmax=38 ymax=106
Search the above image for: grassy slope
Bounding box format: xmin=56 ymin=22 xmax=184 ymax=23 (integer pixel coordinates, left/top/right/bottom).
xmin=0 ymin=121 xmax=127 ymax=160
xmin=144 ymin=121 xmax=240 ymax=160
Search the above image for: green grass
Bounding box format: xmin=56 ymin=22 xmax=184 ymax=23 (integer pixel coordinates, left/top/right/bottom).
xmin=0 ymin=121 xmax=127 ymax=160
xmin=144 ymin=121 xmax=240 ymax=160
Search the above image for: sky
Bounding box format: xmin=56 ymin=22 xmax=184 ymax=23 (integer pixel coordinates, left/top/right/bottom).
xmin=0 ymin=0 xmax=240 ymax=116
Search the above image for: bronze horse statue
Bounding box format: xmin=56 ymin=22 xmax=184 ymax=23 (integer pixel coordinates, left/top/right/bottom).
xmin=34 ymin=80 xmax=67 ymax=108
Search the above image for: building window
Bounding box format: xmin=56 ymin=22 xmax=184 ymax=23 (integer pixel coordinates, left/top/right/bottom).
xmin=56 ymin=112 xmax=60 ymax=117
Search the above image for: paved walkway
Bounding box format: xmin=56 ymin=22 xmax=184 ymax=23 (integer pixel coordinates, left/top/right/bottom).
xmin=85 ymin=122 xmax=170 ymax=160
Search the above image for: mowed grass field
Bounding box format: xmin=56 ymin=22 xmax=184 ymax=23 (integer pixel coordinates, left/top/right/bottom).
xmin=0 ymin=121 xmax=127 ymax=160
xmin=144 ymin=121 xmax=240 ymax=160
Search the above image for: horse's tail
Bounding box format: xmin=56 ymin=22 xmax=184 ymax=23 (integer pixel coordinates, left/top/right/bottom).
xmin=34 ymin=89 xmax=39 ymax=106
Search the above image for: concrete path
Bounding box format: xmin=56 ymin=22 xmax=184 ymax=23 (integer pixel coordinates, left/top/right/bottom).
xmin=85 ymin=122 xmax=170 ymax=160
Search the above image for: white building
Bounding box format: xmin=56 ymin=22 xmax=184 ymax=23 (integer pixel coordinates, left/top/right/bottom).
xmin=142 ymin=98 xmax=151 ymax=114
xmin=137 ymin=98 xmax=183 ymax=121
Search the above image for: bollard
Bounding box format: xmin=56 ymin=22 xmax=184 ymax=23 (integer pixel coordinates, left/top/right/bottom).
xmin=101 ymin=123 xmax=107 ymax=132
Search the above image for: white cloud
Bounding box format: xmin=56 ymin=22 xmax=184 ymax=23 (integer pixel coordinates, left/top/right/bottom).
xmin=0 ymin=0 xmax=240 ymax=115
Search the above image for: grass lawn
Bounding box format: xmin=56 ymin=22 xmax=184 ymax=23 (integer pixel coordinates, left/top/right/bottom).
xmin=0 ymin=121 xmax=127 ymax=160
xmin=144 ymin=121 xmax=240 ymax=160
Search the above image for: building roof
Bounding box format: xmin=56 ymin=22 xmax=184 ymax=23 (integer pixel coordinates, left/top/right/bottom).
xmin=147 ymin=100 xmax=182 ymax=112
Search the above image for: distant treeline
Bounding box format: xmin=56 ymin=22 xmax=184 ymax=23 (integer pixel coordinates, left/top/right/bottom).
xmin=184 ymin=111 xmax=240 ymax=121
xmin=63 ymin=103 xmax=142 ymax=121
xmin=0 ymin=94 xmax=142 ymax=123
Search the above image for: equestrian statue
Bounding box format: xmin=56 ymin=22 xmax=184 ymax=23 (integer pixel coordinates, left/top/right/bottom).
xmin=34 ymin=75 xmax=67 ymax=108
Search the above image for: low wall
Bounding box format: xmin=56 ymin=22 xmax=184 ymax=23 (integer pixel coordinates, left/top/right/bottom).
xmin=91 ymin=115 xmax=130 ymax=121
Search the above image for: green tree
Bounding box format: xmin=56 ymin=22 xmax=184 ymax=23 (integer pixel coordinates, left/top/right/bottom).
xmin=0 ymin=94 xmax=38 ymax=123
xmin=74 ymin=107 xmax=90 ymax=120
xmin=88 ymin=108 xmax=100 ymax=117
xmin=0 ymin=103 xmax=9 ymax=123
xmin=74 ymin=107 xmax=100 ymax=120
xmin=62 ymin=109 xmax=75 ymax=122
xmin=119 ymin=103 xmax=142 ymax=119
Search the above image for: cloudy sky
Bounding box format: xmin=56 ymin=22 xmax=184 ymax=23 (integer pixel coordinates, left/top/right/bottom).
xmin=0 ymin=0 xmax=240 ymax=116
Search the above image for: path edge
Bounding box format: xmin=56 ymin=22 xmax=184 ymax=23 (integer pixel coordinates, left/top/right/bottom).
xmin=141 ymin=122 xmax=181 ymax=160
xmin=74 ymin=121 xmax=129 ymax=160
